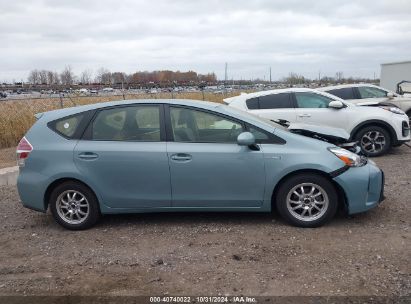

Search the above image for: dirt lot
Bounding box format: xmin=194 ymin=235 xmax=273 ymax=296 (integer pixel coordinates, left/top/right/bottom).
xmin=0 ymin=146 xmax=410 ymax=297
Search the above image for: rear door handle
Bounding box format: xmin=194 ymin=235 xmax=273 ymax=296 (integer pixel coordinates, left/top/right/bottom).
xmin=78 ymin=152 xmax=99 ymax=160
xmin=298 ymin=113 xmax=311 ymax=117
xmin=170 ymin=153 xmax=192 ymax=162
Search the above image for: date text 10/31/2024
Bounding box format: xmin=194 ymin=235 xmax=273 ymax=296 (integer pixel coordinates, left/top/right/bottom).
xmin=150 ymin=296 xmax=257 ymax=303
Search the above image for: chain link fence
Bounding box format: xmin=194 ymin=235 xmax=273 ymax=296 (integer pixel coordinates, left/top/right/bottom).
xmin=0 ymin=91 xmax=242 ymax=168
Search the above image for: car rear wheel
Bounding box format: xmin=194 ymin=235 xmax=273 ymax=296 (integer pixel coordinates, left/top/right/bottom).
xmin=275 ymin=174 xmax=338 ymax=228
xmin=355 ymin=126 xmax=391 ymax=157
xmin=49 ymin=181 xmax=100 ymax=230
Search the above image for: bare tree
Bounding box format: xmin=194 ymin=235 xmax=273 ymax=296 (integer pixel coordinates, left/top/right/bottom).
xmin=47 ymin=71 xmax=58 ymax=85
xmin=112 ymin=72 xmax=126 ymax=84
xmin=60 ymin=66 xmax=75 ymax=86
xmin=80 ymin=69 xmax=93 ymax=85
xmin=95 ymin=67 xmax=111 ymax=85
xmin=39 ymin=70 xmax=48 ymax=85
xmin=335 ymin=71 xmax=344 ymax=82
xmin=53 ymin=72 xmax=60 ymax=85
xmin=28 ymin=69 xmax=40 ymax=85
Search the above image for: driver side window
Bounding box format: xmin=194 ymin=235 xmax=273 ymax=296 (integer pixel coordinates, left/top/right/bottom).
xmin=170 ymin=107 xmax=243 ymax=143
xmin=294 ymin=92 xmax=334 ymax=108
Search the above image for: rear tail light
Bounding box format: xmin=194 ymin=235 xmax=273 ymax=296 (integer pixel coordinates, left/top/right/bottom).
xmin=17 ymin=137 xmax=33 ymax=167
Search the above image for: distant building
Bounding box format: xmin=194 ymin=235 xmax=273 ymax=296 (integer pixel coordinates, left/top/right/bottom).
xmin=380 ymin=60 xmax=411 ymax=92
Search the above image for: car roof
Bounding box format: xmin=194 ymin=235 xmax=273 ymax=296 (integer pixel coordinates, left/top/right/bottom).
xmin=318 ymin=83 xmax=384 ymax=91
xmin=38 ymin=99 xmax=220 ymax=120
xmin=236 ymin=87 xmax=319 ymax=99
xmin=223 ymin=87 xmax=342 ymax=103
xmin=37 ymin=98 xmax=282 ymax=133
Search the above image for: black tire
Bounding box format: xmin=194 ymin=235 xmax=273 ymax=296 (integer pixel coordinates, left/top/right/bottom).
xmin=355 ymin=125 xmax=391 ymax=157
xmin=275 ymin=174 xmax=338 ymax=228
xmin=406 ymin=110 xmax=411 ymax=122
xmin=49 ymin=181 xmax=100 ymax=230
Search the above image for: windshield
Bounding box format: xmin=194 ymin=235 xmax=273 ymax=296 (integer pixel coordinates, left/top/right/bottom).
xmin=217 ymin=105 xmax=288 ymax=131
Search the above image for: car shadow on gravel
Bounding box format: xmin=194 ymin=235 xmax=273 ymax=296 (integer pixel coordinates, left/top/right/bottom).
xmin=83 ymin=207 xmax=381 ymax=230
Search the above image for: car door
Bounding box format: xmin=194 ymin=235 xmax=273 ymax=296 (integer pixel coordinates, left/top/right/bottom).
xmin=294 ymin=92 xmax=348 ymax=129
xmin=74 ymin=104 xmax=171 ymax=209
xmin=247 ymin=93 xmax=297 ymax=123
xmin=166 ymin=105 xmax=266 ymax=208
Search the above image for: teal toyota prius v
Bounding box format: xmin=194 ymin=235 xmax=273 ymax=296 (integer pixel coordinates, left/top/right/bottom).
xmin=16 ymin=99 xmax=384 ymax=230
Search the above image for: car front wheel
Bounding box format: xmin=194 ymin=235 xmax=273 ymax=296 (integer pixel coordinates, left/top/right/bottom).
xmin=355 ymin=126 xmax=391 ymax=157
xmin=275 ymin=174 xmax=338 ymax=228
xmin=49 ymin=181 xmax=100 ymax=230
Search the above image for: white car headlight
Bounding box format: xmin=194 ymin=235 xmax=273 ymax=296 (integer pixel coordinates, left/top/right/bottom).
xmin=328 ymin=147 xmax=366 ymax=167
xmin=381 ymin=106 xmax=405 ymax=115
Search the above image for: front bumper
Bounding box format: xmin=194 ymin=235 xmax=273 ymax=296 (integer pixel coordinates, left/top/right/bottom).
xmin=333 ymin=160 xmax=384 ymax=214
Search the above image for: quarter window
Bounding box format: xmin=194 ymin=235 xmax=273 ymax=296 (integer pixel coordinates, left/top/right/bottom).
xmin=246 ymin=97 xmax=259 ymax=109
xmin=92 ymin=105 xmax=161 ymax=141
xmin=295 ymin=92 xmax=334 ymax=108
xmin=170 ymin=107 xmax=243 ymax=143
xmin=52 ymin=113 xmax=84 ymax=138
xmin=357 ymin=87 xmax=387 ymax=98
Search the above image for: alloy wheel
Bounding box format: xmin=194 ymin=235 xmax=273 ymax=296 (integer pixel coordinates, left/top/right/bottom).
xmin=286 ymin=183 xmax=329 ymax=222
xmin=56 ymin=190 xmax=90 ymax=224
xmin=360 ymin=131 xmax=386 ymax=154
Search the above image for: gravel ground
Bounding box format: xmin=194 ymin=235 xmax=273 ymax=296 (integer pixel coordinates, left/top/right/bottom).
xmin=0 ymin=146 xmax=410 ymax=297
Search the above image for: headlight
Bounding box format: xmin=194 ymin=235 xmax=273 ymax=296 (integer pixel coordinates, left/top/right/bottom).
xmin=328 ymin=147 xmax=366 ymax=167
xmin=381 ymin=106 xmax=405 ymax=115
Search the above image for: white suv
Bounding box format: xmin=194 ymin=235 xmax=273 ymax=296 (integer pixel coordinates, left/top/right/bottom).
xmin=319 ymin=84 xmax=411 ymax=120
xmin=224 ymin=88 xmax=410 ymax=156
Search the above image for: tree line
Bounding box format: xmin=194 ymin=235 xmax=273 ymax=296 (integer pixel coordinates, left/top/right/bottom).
xmin=27 ymin=66 xmax=218 ymax=87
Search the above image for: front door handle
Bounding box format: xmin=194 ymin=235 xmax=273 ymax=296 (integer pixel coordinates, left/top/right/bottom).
xmin=298 ymin=113 xmax=312 ymax=118
xmin=170 ymin=153 xmax=192 ymax=162
xmin=78 ymin=152 xmax=99 ymax=160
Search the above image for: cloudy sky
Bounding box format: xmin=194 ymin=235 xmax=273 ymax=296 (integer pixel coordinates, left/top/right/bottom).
xmin=1 ymin=0 xmax=411 ymax=82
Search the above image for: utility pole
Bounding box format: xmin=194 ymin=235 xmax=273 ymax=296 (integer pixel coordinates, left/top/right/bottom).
xmin=269 ymin=67 xmax=272 ymax=83
xmin=318 ymin=70 xmax=321 ymax=84
xmin=224 ymin=62 xmax=228 ymax=86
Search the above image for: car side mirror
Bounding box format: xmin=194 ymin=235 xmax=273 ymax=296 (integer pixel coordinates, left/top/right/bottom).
xmin=387 ymin=92 xmax=394 ymax=99
xmin=237 ymin=132 xmax=258 ymax=149
xmin=328 ymin=100 xmax=344 ymax=109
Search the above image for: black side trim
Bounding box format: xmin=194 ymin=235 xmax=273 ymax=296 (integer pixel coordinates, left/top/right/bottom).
xmin=329 ymin=166 xmax=350 ymax=178
xmin=379 ymin=170 xmax=385 ymax=202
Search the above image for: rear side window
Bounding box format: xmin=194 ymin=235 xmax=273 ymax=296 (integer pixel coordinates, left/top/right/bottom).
xmin=92 ymin=105 xmax=161 ymax=141
xmin=259 ymin=93 xmax=292 ymax=109
xmin=246 ymin=93 xmax=293 ymax=110
xmin=327 ymin=88 xmax=355 ymax=100
xmin=50 ymin=113 xmax=85 ymax=139
xmin=246 ymin=97 xmax=259 ymax=109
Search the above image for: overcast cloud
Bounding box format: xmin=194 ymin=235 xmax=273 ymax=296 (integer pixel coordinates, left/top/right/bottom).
xmin=1 ymin=0 xmax=411 ymax=82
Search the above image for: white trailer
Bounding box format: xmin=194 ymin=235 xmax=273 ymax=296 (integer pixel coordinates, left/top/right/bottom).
xmin=380 ymin=60 xmax=411 ymax=93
